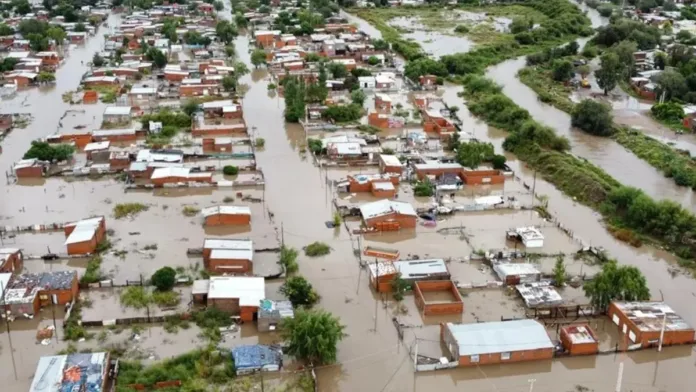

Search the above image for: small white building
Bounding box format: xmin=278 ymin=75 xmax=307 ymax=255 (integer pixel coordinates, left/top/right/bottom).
xmin=515 ymin=227 xmax=544 ymax=248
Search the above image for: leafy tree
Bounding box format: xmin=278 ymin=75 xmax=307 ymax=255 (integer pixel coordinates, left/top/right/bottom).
xmin=23 ymin=141 xmax=74 ymax=161
xmin=234 ymin=61 xmax=249 ymax=79
xmin=553 ymin=256 xmax=566 ymax=287
xmin=74 ymin=22 xmax=87 ymax=33
xmin=491 ymin=154 xmax=507 ymax=170
xmin=663 ymin=0 xmax=678 ymax=11
xmin=413 ymin=179 xmax=433 ymax=197
xmin=0 ymin=58 xmax=19 ymax=72
xmin=151 ymin=267 xmax=176 ymax=291
xmin=222 ymin=75 xmax=237 ymax=92
xmin=514 ymin=32 xmax=535 ymax=45
xmin=577 ymin=64 xmax=590 ymax=78
xmin=0 ymin=24 xmax=13 ymax=36
xmin=509 ymin=17 xmax=533 ymax=34
xmin=281 ymin=309 xmax=345 ymax=365
xmin=651 ymin=102 xmax=684 ymax=123
xmin=351 ymin=89 xmax=366 ymax=106
xmin=655 ymin=69 xmax=687 ymax=101
xmin=27 ymin=33 xmax=49 ymax=52
xmin=13 ymin=0 xmax=31 ymax=15
xmin=223 ymin=165 xmax=239 ymax=175
xmin=552 ymin=59 xmax=574 ymax=82
xmin=597 ymin=5 xmax=614 ymax=17
xmin=367 ymin=56 xmax=380 ymax=66
xmin=284 ymin=77 xmax=306 ymax=122
xmin=328 ymin=62 xmax=347 ymax=79
xmin=46 ymin=26 xmax=66 ymax=46
xmin=323 ymin=104 xmax=362 ymax=122
xmin=456 ymin=141 xmax=494 ymax=169
xmin=595 ymin=52 xmax=621 ymax=95
xmin=571 ymin=99 xmax=614 ymax=136
xmin=404 ymin=57 xmax=447 ymax=81
xmin=611 ymin=40 xmax=638 ymax=80
xmin=251 ymin=49 xmax=266 ymax=68
xmin=280 ymin=276 xmax=319 ymax=307
xmin=92 ymin=53 xmax=105 ymax=67
xmin=37 ymin=72 xmax=55 ymax=83
xmin=235 ymin=12 xmax=248 ymax=28
xmin=676 ymin=30 xmax=692 ymax=43
xmin=146 ymin=47 xmax=168 ymax=68
xmin=182 ymin=99 xmax=200 ymax=116
xmin=213 ymin=0 xmax=224 ymax=11
xmin=391 ymin=273 xmax=410 ymax=301
xmin=279 ymin=246 xmax=299 ymax=274
xmin=18 ymin=20 xmax=49 ymax=37
xmin=225 ymin=44 xmax=235 ymax=58
xmin=583 ymin=260 xmax=650 ymax=311
xmin=215 ymin=20 xmax=237 ymax=44
xmin=638 ymin=0 xmax=657 ymax=12
xmin=372 ymin=39 xmax=389 ymax=51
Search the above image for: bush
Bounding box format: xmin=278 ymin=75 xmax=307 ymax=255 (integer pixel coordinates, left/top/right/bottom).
xmin=323 ymin=104 xmax=362 ymax=122
xmin=152 ymin=290 xmax=179 ymax=307
xmin=454 ymin=25 xmax=469 ymax=34
xmin=491 ymin=154 xmax=507 ymax=170
xmin=414 ymin=180 xmax=434 ymax=197
xmin=182 ymin=205 xmax=200 ymax=217
xmin=23 ymin=141 xmax=74 ymax=161
xmin=305 ymin=241 xmax=330 ymax=257
xmin=571 ymin=99 xmax=614 ymax=136
xmin=120 ymin=286 xmax=152 ymax=309
xmin=151 ymin=266 xmax=177 ymax=291
xmin=80 ymin=256 xmax=103 ymax=284
xmin=255 ymin=137 xmax=265 ymax=147
xmin=307 ymin=138 xmax=323 ymax=154
xmin=280 ymin=246 xmax=299 ymax=274
xmin=113 ymin=203 xmax=148 ymax=219
xmin=280 ymin=276 xmax=319 ymax=307
xmin=651 ymin=102 xmax=684 ymax=123
xmin=223 ymin=165 xmax=239 ymax=175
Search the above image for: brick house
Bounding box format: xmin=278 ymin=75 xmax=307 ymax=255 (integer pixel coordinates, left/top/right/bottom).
xmin=83 ymin=141 xmax=110 ymax=160
xmin=461 ymin=169 xmax=505 ymax=185
xmin=202 ymin=137 xmax=233 ymax=153
xmin=419 ymin=74 xmax=438 ymax=89
xmin=608 ymin=301 xmax=696 ymax=349
xmin=164 ymin=69 xmax=189 ymax=82
xmin=368 ymin=259 xmax=450 ymax=293
xmin=413 ymin=162 xmax=463 ymax=180
xmin=255 ymin=30 xmax=280 ymax=48
xmin=150 ymin=167 xmax=213 ymax=186
xmin=379 ymin=155 xmax=403 ymax=174
xmin=359 ymin=199 xmax=417 ymax=231
xmin=414 ymin=280 xmax=463 ymax=316
xmin=5 ymin=72 xmax=38 ymax=87
xmin=179 ymin=83 xmax=220 ymax=97
xmin=1 ymin=271 xmax=79 ymax=317
xmin=64 ymin=216 xmax=106 ymax=255
xmin=422 ymin=108 xmax=456 ymax=136
xmin=374 ymin=94 xmax=392 ymax=113
xmin=203 ymin=238 xmax=254 ymax=274
xmin=13 ymin=159 xmax=48 ymax=178
xmin=0 ymin=249 xmax=23 ymax=273
xmin=441 ymin=320 xmax=554 ymax=367
xmin=560 ymin=324 xmax=599 ymax=356
xmin=196 ymin=276 xmax=265 ymax=322
xmin=201 ymin=206 xmax=251 ymax=226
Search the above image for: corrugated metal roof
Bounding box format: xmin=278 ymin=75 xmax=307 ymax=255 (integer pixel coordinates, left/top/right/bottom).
xmin=359 ymin=199 xmax=416 ymax=220
xmin=204 ymin=238 xmax=253 ymax=250
xmin=201 ymin=205 xmax=251 ymax=217
xmin=103 ymin=106 xmax=132 ymax=116
xmin=150 ymin=167 xmax=190 ymax=179
xmin=208 ymin=276 xmax=264 ymax=306
xmin=446 ymin=320 xmax=553 ymax=357
xmin=64 ymin=217 xmax=103 ymax=245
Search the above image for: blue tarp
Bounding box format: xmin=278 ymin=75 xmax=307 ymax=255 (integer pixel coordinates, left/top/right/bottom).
xmin=231 ymin=345 xmax=281 ymax=372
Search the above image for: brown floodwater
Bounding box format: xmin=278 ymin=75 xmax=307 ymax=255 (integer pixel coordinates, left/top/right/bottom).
xmin=3 ymin=5 xmax=696 ymax=392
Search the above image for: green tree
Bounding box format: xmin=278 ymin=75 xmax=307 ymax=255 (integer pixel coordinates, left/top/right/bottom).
xmin=27 ymin=33 xmax=49 ymax=52
xmin=367 ymin=56 xmax=380 ymax=66
xmin=597 ymin=5 xmax=614 ymax=17
xmin=234 ymin=61 xmax=249 ymax=79
xmin=323 ymin=104 xmax=362 ymax=122
xmin=391 ymin=273 xmax=410 ymax=301
xmin=151 ymin=266 xmax=177 ymax=291
xmin=251 ymin=49 xmax=267 ymax=68
xmin=284 ymin=77 xmax=306 ymax=122
xmin=280 ymin=276 xmax=319 ymax=307
xmin=182 ymin=99 xmax=200 ymax=116
xmin=0 ymin=24 xmax=13 ymax=36
xmin=146 ymin=47 xmax=168 ymax=68
xmin=279 ymin=246 xmax=299 ymax=274
xmin=491 ymin=154 xmax=507 ymax=170
xmin=638 ymin=0 xmax=657 ymax=12
xmin=351 ymin=89 xmax=366 ymax=106
xmin=235 ymin=12 xmax=248 ymax=28
xmin=92 ymin=53 xmax=105 ymax=67
xmin=225 ymin=44 xmax=235 ymax=58
xmin=456 ymin=141 xmax=494 ymax=169
xmin=328 ymin=62 xmax=347 ymax=79
xmin=372 ymin=39 xmax=389 ymax=51
xmin=577 ymin=64 xmax=590 ymax=79
xmin=571 ymin=99 xmax=614 ymax=136
xmin=583 ymin=260 xmax=650 ymax=311
xmin=654 ymin=52 xmax=667 ymax=70
xmin=13 ymin=0 xmax=31 ymax=15
xmin=222 ymin=74 xmax=237 ymax=92
xmin=74 ymin=22 xmax=86 ymax=32
xmin=23 ymin=141 xmax=74 ymax=161
xmin=215 ymin=20 xmax=237 ymax=44
xmin=213 ymin=0 xmax=224 ymax=11
xmin=46 ymin=26 xmax=66 ymax=46
xmin=595 ymin=52 xmax=621 ymax=95
xmin=655 ymin=69 xmax=687 ymax=101
xmin=223 ymin=165 xmax=239 ymax=175
xmin=37 ymin=72 xmax=55 ymax=83
xmin=553 ymin=256 xmax=566 ymax=287
xmin=281 ymin=309 xmax=345 ymax=365
xmin=509 ymin=17 xmax=533 ymax=34
xmin=552 ymin=59 xmax=574 ymax=82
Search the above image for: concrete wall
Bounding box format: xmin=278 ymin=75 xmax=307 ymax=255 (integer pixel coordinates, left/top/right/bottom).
xmin=207 ymin=258 xmax=253 ymax=274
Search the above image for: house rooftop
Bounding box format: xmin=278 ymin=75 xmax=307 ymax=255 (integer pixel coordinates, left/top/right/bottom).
xmin=562 ymin=325 xmax=597 ymax=345
xmin=65 ymin=217 xmax=104 ymax=245
xmin=103 ymin=106 xmax=132 ymax=116
xmin=516 ymin=281 xmax=563 ymax=308
xmin=613 ymin=301 xmax=693 ymax=332
xmin=84 ymin=141 xmax=111 ymax=152
xmin=368 ymin=258 xmax=449 ymax=280
xmin=29 ymin=352 xmax=108 ymax=392
xmin=380 ymin=154 xmax=401 ymax=167
xmin=493 ymin=263 xmax=541 ymax=279
xmin=204 ymin=238 xmax=253 ymax=251
xmin=2 ymin=271 xmax=77 ymax=305
xmin=207 ymin=276 xmax=265 ymax=306
xmin=414 ymin=162 xmax=462 ymax=171
xmin=446 ymin=320 xmax=553 ymax=357
xmin=201 ymin=205 xmax=251 ymax=217
xmin=359 ymin=199 xmax=417 ymax=220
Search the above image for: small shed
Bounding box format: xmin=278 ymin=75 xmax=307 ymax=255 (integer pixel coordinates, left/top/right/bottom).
xmin=560 ymin=324 xmax=599 ymax=356
xmin=257 ymin=299 xmax=294 ymax=332
xmin=493 ymin=263 xmax=541 ymax=286
xmin=102 ymin=106 xmax=132 ymax=123
xmin=201 ymin=205 xmax=252 ymax=226
xmin=13 ymin=159 xmax=48 ymax=178
xmin=231 ymin=345 xmax=282 ymax=375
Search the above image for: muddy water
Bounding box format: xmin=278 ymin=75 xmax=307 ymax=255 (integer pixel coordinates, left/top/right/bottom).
xmin=341 ymin=8 xmax=696 ymax=392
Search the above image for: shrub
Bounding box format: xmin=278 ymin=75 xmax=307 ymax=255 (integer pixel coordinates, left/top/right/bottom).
xmin=280 ymin=246 xmax=299 ymax=274
xmin=305 ymin=241 xmax=331 ymax=257
xmin=182 ymin=205 xmax=200 ymax=217
xmin=491 ymin=154 xmax=507 ymax=170
xmin=223 ymin=165 xmax=239 ymax=175
xmin=651 ymin=102 xmax=684 ymax=123
xmin=120 ymin=286 xmax=152 ymax=309
xmin=280 ymin=276 xmax=319 ymax=307
xmin=23 ymin=141 xmax=74 ymax=161
xmin=113 ymin=203 xmax=148 ymax=219
xmin=571 ymin=100 xmax=614 ymax=136
xmin=454 ymin=25 xmax=469 ymax=34
xmin=255 ymin=137 xmax=265 ymax=147
xmin=151 ymin=266 xmax=177 ymax=291
xmin=80 ymin=256 xmax=104 ymax=284
xmin=152 ymin=290 xmax=180 ymax=307
xmin=414 ymin=180 xmax=434 ymax=197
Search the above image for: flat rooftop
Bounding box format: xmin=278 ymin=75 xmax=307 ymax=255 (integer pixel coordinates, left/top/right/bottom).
xmin=563 ymin=325 xmax=597 ymax=345
xmin=30 ymin=352 xmax=108 ymax=392
xmin=613 ymin=301 xmax=694 ymax=332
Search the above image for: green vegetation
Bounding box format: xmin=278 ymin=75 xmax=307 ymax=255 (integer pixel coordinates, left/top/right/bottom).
xmin=151 ymin=266 xmax=177 ymax=291
xmin=283 ymin=77 xmax=308 ymax=122
xmin=251 ymin=48 xmax=267 ymax=67
xmin=182 ymin=205 xmax=200 ymax=217
xmin=391 ymin=273 xmax=410 ymax=302
xmin=280 ymin=245 xmax=299 ymax=274
xmin=223 ymin=165 xmax=239 ymax=175
xmin=23 ymin=141 xmax=74 ymax=162
xmin=518 ymin=64 xmax=575 ymax=113
xmin=255 ymin=137 xmax=266 ymax=147
xmin=305 ymin=241 xmax=331 ymax=257
xmin=323 ymin=104 xmax=362 ymax=123
xmin=152 ymin=290 xmax=179 ymax=307
xmin=120 ymin=286 xmax=151 ymax=309
xmin=413 ymin=179 xmax=434 ymax=197
xmin=307 ymin=138 xmax=323 ymax=154
xmin=64 ymin=301 xmax=89 ymax=341
xmin=651 ymin=102 xmax=688 ymax=132
xmin=584 ymin=260 xmax=650 ymax=311
xmin=282 ymin=309 xmax=345 ymax=365
xmin=280 ymin=276 xmax=319 ymax=307
xmin=140 ymin=110 xmax=191 ymax=129
xmin=332 ymin=211 xmax=342 ymax=227
xmin=552 ymin=255 xmax=566 ymax=287
xmin=80 ymin=256 xmax=104 ymax=285
xmin=571 ymin=100 xmax=614 ymax=136
xmin=113 ymin=203 xmax=149 ymax=219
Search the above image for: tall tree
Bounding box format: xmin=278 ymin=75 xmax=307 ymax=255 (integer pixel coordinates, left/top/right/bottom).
xmin=595 ymin=52 xmax=621 ymax=95
xmin=281 ymin=309 xmax=346 ymax=365
xmin=280 ymin=276 xmax=318 ymax=307
xmin=584 ymin=260 xmax=650 ymax=311
xmin=571 ymin=99 xmax=614 ymax=136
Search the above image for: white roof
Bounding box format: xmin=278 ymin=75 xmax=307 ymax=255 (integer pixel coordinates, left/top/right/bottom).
xmin=210 ymin=248 xmax=253 ymax=261
xmin=359 ymin=199 xmax=417 ymax=220
xmin=204 ymin=238 xmax=253 ymax=250
xmin=84 ymin=141 xmax=111 ymax=152
xmin=14 ymin=158 xmax=40 ymax=170
xmin=375 ymin=93 xmax=392 ymax=102
xmin=516 ymin=227 xmax=544 ymax=242
xmin=7 ymin=51 xmax=30 ymax=59
xmin=493 ymin=263 xmax=541 ymax=278
xmin=446 ymin=320 xmax=553 ymax=357
xmin=92 ymin=128 xmax=136 ymax=137
xmin=84 ymin=76 xmax=118 ymax=83
xmin=136 ymin=149 xmax=183 ymax=163
xmin=329 ymin=142 xmax=362 ymax=155
xmin=367 ymin=258 xmax=448 ymax=280
xmin=202 ymin=99 xmax=234 ymax=109
xmin=375 ymin=74 xmax=394 ymax=84
xmin=380 ymin=154 xmax=401 ymax=167
xmin=201 ymin=205 xmax=251 ymax=217
xmin=322 ymin=135 xmax=367 ymax=147
xmin=103 ymin=106 xmax=132 ymax=116
xmin=150 ymin=167 xmax=190 ymax=179
xmin=130 ymin=87 xmax=157 ymax=95
xmin=207 ymin=276 xmax=265 ymax=306
xmin=372 ymin=181 xmax=394 ymax=191
xmin=475 ymin=195 xmax=504 ymax=206
xmin=64 ymin=217 xmax=103 ymax=245
xmin=0 ymin=273 xmax=11 ymax=292
xmin=414 ymin=162 xmax=462 ymax=171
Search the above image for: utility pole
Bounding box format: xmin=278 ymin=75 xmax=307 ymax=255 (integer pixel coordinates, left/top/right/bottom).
xmin=1 ymin=280 xmax=18 ymax=381
xmin=531 ymin=170 xmax=537 ymax=208
xmin=281 ymin=222 xmax=284 ymax=247
xmin=658 ymin=312 xmax=667 ymax=352
xmin=373 ymin=258 xmax=378 ymax=332
xmin=259 ymin=371 xmax=265 ymax=392
xmin=615 ymin=362 xmax=624 ymax=392
xmin=51 ymin=294 xmax=58 ymax=340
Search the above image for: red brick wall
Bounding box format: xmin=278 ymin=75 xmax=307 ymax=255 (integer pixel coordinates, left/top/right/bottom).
xmin=415 ymin=167 xmax=462 ymax=180
xmin=560 ymin=327 xmax=599 ymax=356
xmin=457 ymin=347 xmax=553 ymax=366
xmin=462 ymin=170 xmax=505 ymax=185
xmin=414 ymin=280 xmax=464 ymax=316
xmin=608 ymin=302 xmax=696 ymax=349
xmin=15 ymin=165 xmax=44 ymax=178
xmin=207 ymin=258 xmax=252 ymax=274
xmin=204 ymin=214 xmax=251 ymax=226
xmin=67 ymin=237 xmax=97 ymax=255
xmin=364 ymin=213 xmax=416 ymax=230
